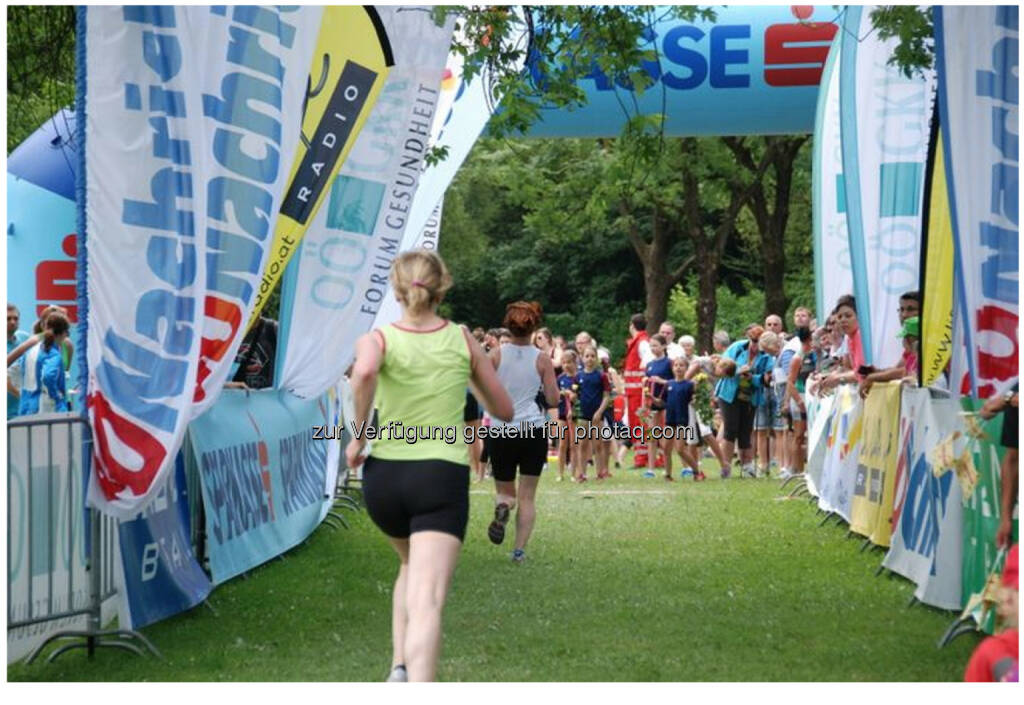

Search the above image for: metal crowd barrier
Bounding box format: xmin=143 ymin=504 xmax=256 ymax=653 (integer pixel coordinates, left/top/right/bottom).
xmin=7 ymin=413 xmax=159 ymax=663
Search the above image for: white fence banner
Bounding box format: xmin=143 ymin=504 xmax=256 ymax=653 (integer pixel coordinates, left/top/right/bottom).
xmin=882 ymin=388 xmax=964 ymax=610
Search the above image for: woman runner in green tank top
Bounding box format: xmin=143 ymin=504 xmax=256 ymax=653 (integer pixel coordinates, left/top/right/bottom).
xmin=346 ymin=250 xmax=512 ymax=682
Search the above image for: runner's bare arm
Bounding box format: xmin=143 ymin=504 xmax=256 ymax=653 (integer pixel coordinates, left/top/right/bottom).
xmin=346 ymin=331 xmax=384 ymax=467
xmin=463 ymin=327 xmax=513 ymax=421
xmin=536 ymin=352 xmax=559 ymax=408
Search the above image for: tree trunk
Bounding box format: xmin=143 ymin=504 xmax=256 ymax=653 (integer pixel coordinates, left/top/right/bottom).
xmin=760 ymin=137 xmax=805 ymax=318
xmin=695 ymin=250 xmax=719 ymax=353
xmin=722 ymin=136 xmax=807 ymax=321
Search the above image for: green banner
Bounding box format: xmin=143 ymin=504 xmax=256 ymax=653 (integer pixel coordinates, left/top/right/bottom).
xmin=959 ymin=398 xmax=1014 ymax=633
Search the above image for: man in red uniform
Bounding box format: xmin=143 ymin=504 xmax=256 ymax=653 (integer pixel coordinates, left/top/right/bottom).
xmin=624 ymin=313 xmax=652 ymax=468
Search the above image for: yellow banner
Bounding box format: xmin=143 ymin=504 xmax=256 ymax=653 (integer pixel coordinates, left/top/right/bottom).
xmin=849 ymin=382 xmax=901 ymax=545
xmin=246 ymin=6 xmax=394 ymax=331
xmin=921 ymin=138 xmax=954 ymax=386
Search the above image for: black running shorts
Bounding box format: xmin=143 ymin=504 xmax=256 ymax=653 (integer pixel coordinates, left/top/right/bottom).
xmin=488 ymin=433 xmax=548 ymax=482
xmin=463 ymin=390 xmax=483 ymax=422
xmin=362 ymin=457 xmax=470 ymax=541
xmin=720 ymin=398 xmax=754 ymax=450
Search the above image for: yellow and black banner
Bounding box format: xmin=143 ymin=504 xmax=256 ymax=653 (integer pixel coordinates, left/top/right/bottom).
xmin=247 ymin=6 xmax=394 ymax=331
xmin=918 ymin=106 xmax=954 ymax=387
xmin=849 ymin=382 xmax=901 ymax=546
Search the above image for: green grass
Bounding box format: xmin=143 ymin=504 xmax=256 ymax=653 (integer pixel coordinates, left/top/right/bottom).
xmin=8 ymin=457 xmax=979 ymax=681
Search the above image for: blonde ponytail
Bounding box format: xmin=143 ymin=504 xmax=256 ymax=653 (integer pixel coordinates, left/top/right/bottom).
xmin=390 ymin=249 xmax=452 ymax=314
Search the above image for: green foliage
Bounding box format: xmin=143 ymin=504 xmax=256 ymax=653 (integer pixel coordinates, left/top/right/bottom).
xmin=438 ymin=6 xmax=716 ymax=140
xmin=438 ymin=137 xmax=646 ymax=361
xmin=7 ymin=6 xmax=77 ymax=153
xmin=870 ymin=6 xmax=934 ymax=78
xmin=667 ymin=279 xmax=766 ymax=345
xmin=9 ymin=464 xmax=978 ymax=682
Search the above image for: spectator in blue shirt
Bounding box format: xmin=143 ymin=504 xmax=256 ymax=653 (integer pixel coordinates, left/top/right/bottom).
xmin=714 ymin=325 xmax=768 ymax=478
xmin=7 ymin=304 xmax=30 ymax=418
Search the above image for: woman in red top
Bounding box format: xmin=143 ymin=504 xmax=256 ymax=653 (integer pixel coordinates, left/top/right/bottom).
xmin=820 ymin=295 xmax=865 ymax=392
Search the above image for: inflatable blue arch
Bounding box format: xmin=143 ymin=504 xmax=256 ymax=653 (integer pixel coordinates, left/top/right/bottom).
xmin=6 ymin=6 xmax=838 ymax=329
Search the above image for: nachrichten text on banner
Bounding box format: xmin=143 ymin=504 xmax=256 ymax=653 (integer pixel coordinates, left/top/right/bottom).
xmin=244 ymin=6 xmax=396 ymax=331
xmin=839 ymin=6 xmax=934 ymax=367
xmin=83 ymin=7 xmax=323 ymax=517
xmin=934 ymin=6 xmax=1019 ymax=398
xmin=812 ymin=33 xmax=851 ymax=319
xmin=277 ymin=8 xmax=455 ymax=398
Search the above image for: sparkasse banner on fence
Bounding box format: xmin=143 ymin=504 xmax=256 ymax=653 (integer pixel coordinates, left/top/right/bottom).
xmin=83 ymin=7 xmax=322 ymax=517
xmin=188 ymin=389 xmax=332 ymax=584
xmin=935 ymin=6 xmax=1019 ymax=399
xmin=839 ymin=5 xmax=934 ymax=368
xmin=277 ymin=7 xmax=454 ymax=398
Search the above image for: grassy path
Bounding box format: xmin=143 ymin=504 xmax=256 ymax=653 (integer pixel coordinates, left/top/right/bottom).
xmin=9 ymin=461 xmax=978 ymax=681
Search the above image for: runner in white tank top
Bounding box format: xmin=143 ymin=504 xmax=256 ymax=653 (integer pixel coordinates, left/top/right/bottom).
xmin=486 ymin=302 xmax=559 ymax=562
xmin=493 ymin=343 xmax=547 ymax=430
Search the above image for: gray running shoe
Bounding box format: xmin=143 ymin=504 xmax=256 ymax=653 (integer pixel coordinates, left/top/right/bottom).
xmin=386 ymin=665 xmax=407 ymax=682
xmin=488 ymin=503 xmax=511 ymax=545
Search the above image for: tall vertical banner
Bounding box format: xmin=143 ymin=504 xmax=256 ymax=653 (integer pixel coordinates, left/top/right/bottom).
xmin=370 ymin=200 xmax=444 ymax=329
xmin=82 ymin=7 xmax=329 ymax=517
xmin=276 ymin=8 xmax=455 ymax=398
xmin=918 ymin=116 xmax=955 ymax=388
xmin=370 ymin=12 xmax=530 ymax=330
xmin=839 ymin=6 xmax=935 ymax=367
xmin=812 ymin=35 xmax=851 ymax=318
xmin=882 ymin=388 xmax=964 ymax=610
xmin=244 ymin=7 xmax=396 ymax=330
xmin=849 ymin=382 xmax=901 ymax=546
xmin=935 ymin=6 xmax=1019 ymax=399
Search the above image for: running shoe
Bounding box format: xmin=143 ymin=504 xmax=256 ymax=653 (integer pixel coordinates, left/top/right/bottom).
xmin=742 ymin=466 xmax=757 ymax=479
xmin=663 ymin=474 xmax=675 ymax=482
xmin=386 ymin=665 xmax=408 ymax=683
xmin=488 ymin=503 xmax=511 ymax=545
xmin=642 ymin=469 xmax=656 ymax=478
xmin=556 ymin=475 xmax=564 ymax=482
xmin=720 ymin=467 xmax=731 ymax=480
xmin=777 ymin=468 xmax=793 ymax=481
xmin=511 ymin=549 xmax=526 ymax=564
xmin=695 ymin=471 xmax=707 ymax=482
